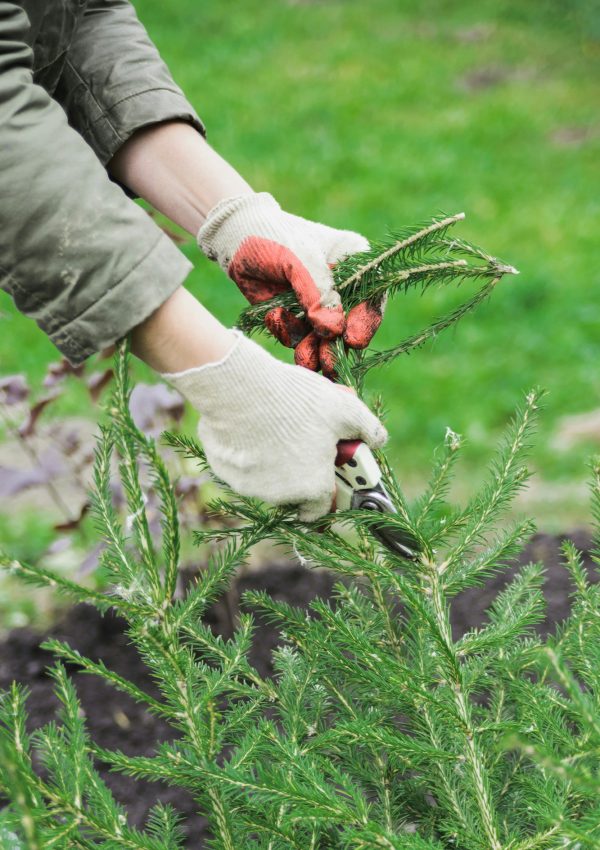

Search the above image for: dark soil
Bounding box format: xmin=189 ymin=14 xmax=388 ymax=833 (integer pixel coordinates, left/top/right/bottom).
xmin=0 ymin=531 xmax=597 ymax=846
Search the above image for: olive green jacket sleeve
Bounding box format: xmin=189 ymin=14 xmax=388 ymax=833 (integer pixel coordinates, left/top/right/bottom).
xmin=0 ymin=2 xmax=201 ymax=364
xmin=54 ymin=0 xmax=205 ymax=166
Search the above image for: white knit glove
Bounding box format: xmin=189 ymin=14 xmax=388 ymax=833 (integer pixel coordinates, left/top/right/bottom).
xmin=197 ymin=193 xmax=383 ymax=378
xmin=162 ymin=331 xmax=387 ymax=521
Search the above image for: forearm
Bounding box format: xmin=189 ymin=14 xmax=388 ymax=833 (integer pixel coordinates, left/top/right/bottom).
xmin=108 ymin=121 xmax=253 ymax=235
xmin=112 ymin=123 xmax=250 ymax=370
xmin=130 ymin=286 xmax=236 ymax=373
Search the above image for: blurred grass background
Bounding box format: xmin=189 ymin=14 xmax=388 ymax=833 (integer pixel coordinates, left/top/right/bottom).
xmin=1 ymin=0 xmax=599 ymax=561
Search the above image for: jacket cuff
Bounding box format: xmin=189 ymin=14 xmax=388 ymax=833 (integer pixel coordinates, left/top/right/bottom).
xmin=70 ymin=77 xmax=206 ymax=166
xmin=49 ymin=233 xmax=193 ymax=365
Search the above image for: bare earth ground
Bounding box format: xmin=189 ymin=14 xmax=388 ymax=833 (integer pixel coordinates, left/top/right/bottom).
xmin=0 ymin=531 xmax=597 ymax=846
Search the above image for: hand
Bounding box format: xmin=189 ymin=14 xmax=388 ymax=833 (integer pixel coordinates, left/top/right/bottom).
xmin=197 ymin=193 xmax=385 ymax=378
xmin=162 ymin=331 xmax=387 ymax=521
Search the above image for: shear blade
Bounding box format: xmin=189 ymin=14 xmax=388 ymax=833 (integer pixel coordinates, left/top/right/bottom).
xmin=371 ymin=523 xmax=420 ymax=560
xmin=352 ymin=487 xmax=421 ymax=560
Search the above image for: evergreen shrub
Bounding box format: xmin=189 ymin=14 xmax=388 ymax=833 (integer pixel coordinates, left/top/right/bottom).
xmin=1 ymin=216 xmax=598 ymax=848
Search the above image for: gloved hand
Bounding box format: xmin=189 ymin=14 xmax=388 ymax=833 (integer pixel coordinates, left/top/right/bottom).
xmin=162 ymin=331 xmax=387 ymax=521
xmin=197 ymin=193 xmax=385 ymax=378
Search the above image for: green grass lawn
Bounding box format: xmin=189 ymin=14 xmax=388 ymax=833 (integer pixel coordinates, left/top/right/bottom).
xmin=1 ymin=0 xmax=599 ymax=535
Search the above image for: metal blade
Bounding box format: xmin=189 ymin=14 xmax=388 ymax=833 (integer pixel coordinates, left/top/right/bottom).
xmin=351 ymin=485 xmax=421 ymax=560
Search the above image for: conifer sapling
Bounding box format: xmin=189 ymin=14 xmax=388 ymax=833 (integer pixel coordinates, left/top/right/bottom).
xmin=0 ymin=214 xmax=598 ymax=849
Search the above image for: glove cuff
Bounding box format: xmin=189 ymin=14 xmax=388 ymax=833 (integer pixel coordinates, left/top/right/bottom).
xmin=161 ymin=330 xmax=275 ymax=417
xmin=197 ymin=192 xmax=280 ymax=258
xmin=161 ymin=329 xmax=244 ymax=381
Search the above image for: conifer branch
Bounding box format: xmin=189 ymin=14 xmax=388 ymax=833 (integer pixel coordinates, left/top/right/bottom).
xmin=236 ymin=212 xmax=516 ymax=371
xmin=426 ymin=574 xmax=503 ymax=848
xmin=411 ymin=635 xmax=476 ymax=840
xmin=507 ymin=826 xmax=561 ymax=850
xmin=0 ymin=551 xmax=138 ymax=616
xmin=415 ymin=427 xmax=462 ymax=530
xmin=90 ymin=425 xmax=137 ymax=592
xmin=110 ymin=341 xmax=161 ymax=602
xmin=41 ymin=639 xmax=168 ymax=718
xmin=353 ymin=276 xmax=500 ymax=377
xmin=440 ymin=389 xmax=542 ymax=580
xmin=338 ymin=212 xmax=466 ymax=292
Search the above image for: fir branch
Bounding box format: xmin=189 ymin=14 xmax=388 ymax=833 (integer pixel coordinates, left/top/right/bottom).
xmin=326 ymin=721 xmax=456 ymax=768
xmin=440 ymin=389 xmax=542 ymax=581
xmin=444 ymin=519 xmax=536 ymax=596
xmin=420 ymin=563 xmax=504 ymax=848
xmin=161 ymin=430 xmax=207 ymax=466
xmin=91 ymin=745 xmax=187 ymax=786
xmin=373 ymin=448 xmax=414 ymax=529
xmin=179 ymin=617 xmax=277 ymax=701
xmin=539 ymin=647 xmax=600 ymax=739
xmin=135 ymin=432 xmax=181 ymax=605
xmin=508 ymin=735 xmax=600 ymax=795
xmin=560 ymin=810 xmax=600 ymax=847
xmin=110 ymin=341 xmax=161 ymax=602
xmin=236 ymin=211 xmax=517 ymax=389
xmin=557 ymin=541 xmax=600 ymax=694
xmin=456 ymin=563 xmax=545 ymax=657
xmin=415 ymin=427 xmax=462 ymax=530
xmin=37 ymin=782 xmax=171 ymax=850
xmin=0 ymin=682 xmax=174 ymax=850
xmin=434 ymin=235 xmax=518 ymax=275
xmin=131 ymin=627 xmax=240 ymax=848
xmin=90 ymin=424 xmax=137 ymax=592
xmin=145 ymin=804 xmax=185 ymax=849
xmin=337 ymin=213 xmax=466 ymax=291
xmin=0 ymin=685 xmax=44 ymax=849
xmin=562 ymin=538 xmax=590 ymax=597
xmin=196 ymin=760 xmax=360 ymax=824
xmin=109 ymin=351 xmax=183 ymax=607
xmin=342 ymin=259 xmax=487 ymax=310
xmin=590 ymin=455 xmax=600 ymax=568
xmin=410 ymin=642 xmax=480 ymax=844
xmin=0 ymin=551 xmax=132 ymax=616
xmin=353 ymin=276 xmax=500 ymax=377
xmin=332 ymin=337 xmax=363 ymax=393
xmin=366 ymin=573 xmax=404 ymax=660
xmin=41 ymin=639 xmax=168 ymax=718
xmin=345 ymin=826 xmax=443 ymax=849
xmin=505 ymin=826 xmax=561 ymax=850
xmin=241 ymin=813 xmax=306 ymax=850
xmin=333 ymin=508 xmax=429 ymax=563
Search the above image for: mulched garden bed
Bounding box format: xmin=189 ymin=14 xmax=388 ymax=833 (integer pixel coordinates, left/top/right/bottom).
xmin=0 ymin=531 xmax=596 ymax=846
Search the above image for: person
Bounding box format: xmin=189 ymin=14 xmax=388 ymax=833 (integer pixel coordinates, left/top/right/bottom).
xmin=1 ymin=1 xmax=387 ymax=521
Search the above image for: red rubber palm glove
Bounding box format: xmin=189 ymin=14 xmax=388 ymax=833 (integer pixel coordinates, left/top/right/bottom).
xmin=197 ymin=193 xmax=385 ymax=378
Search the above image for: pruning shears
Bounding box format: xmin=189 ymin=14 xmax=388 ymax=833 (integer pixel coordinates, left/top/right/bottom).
xmin=335 ymin=440 xmax=421 ymax=560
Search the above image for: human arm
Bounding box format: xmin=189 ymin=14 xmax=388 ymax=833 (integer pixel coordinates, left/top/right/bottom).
xmin=154 ymin=316 xmax=386 ymax=523
xmin=109 ymin=121 xmax=253 ymax=235
xmin=130 ymin=286 xmax=237 ymax=373
xmin=132 ymin=283 xmax=387 ymax=522
xmin=109 ymin=121 xmax=385 ymax=378
xmin=53 ymin=0 xmax=388 ymax=518
xmin=55 ymin=0 xmax=384 ymax=375
xmin=54 ymin=0 xmax=204 ymax=166
xmin=0 ymin=1 xmax=190 ymax=364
